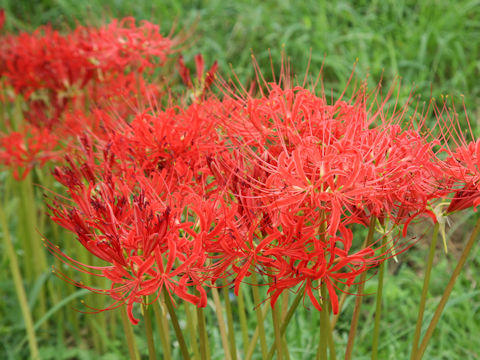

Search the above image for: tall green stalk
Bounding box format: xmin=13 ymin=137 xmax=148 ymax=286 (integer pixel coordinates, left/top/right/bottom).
xmin=317 ymin=282 xmax=335 ymax=360
xmin=415 ymin=216 xmax=480 ymax=359
xmin=409 ymin=223 xmax=439 ymax=360
xmin=196 ymin=306 xmax=209 ymax=360
xmin=344 ymin=216 xmax=376 ymax=360
xmin=371 ymin=234 xmax=389 ymax=360
xmin=0 ymin=205 xmax=39 ymax=360
xmin=251 ymin=271 xmax=268 ymax=359
xmin=185 ymin=302 xmax=200 ymax=360
xmin=120 ymin=306 xmax=139 ymax=360
xmin=272 ymin=304 xmax=283 ymax=360
xmin=245 ymin=303 xmax=269 ymax=360
xmin=265 ymin=286 xmax=304 ymax=360
xmin=237 ymin=285 xmax=250 ymax=356
xmin=211 ymin=286 xmax=232 ymax=360
xmin=153 ymin=299 xmax=172 ymax=360
xmin=164 ymin=292 xmax=191 ymax=360
xmin=222 ymin=280 xmax=238 ymax=360
xmin=142 ymin=301 xmax=157 ymax=360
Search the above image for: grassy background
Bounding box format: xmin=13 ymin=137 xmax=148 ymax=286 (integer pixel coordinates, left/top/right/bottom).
xmin=1 ymin=0 xmax=480 ymax=359
xmin=2 ymin=0 xmax=480 ymax=110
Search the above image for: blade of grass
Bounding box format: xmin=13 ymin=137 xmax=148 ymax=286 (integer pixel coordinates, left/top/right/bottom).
xmin=0 ymin=205 xmax=39 ymax=360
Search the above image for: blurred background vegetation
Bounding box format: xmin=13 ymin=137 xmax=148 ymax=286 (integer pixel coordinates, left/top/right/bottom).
xmin=1 ymin=0 xmax=480 ymax=359
xmin=2 ymin=0 xmax=480 ymax=112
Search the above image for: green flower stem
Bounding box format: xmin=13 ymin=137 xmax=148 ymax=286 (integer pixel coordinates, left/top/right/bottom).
xmin=142 ymin=301 xmax=157 ymax=360
xmin=164 ymin=292 xmax=191 ymax=360
xmin=326 ymin=285 xmax=337 ymax=360
xmin=272 ymin=304 xmax=283 ymax=360
xmin=237 ymin=284 xmax=250 ymax=356
xmin=19 ymin=173 xmax=48 ymax=274
xmin=330 ymin=284 xmax=349 ymax=329
xmin=372 ymin=233 xmax=389 ymax=360
xmin=317 ymin=283 xmax=331 ymax=360
xmin=245 ymin=303 xmax=269 ymax=360
xmin=410 ymin=223 xmax=439 ymax=360
xmin=196 ymin=306 xmax=210 ymax=360
xmin=17 ymin=173 xmax=50 ymax=326
xmin=211 ymin=286 xmax=232 ymax=360
xmin=266 ymin=286 xmax=305 ymax=360
xmin=185 ymin=302 xmax=200 ymax=360
xmin=344 ymin=216 xmax=376 ymax=360
xmin=251 ymin=272 xmax=268 ymax=359
xmin=120 ymin=305 xmax=139 ymax=360
xmin=222 ymin=280 xmax=238 ymax=360
xmin=0 ymin=205 xmax=39 ymax=360
xmin=281 ymin=291 xmax=291 ymax=359
xmin=160 ymin=296 xmax=172 ymax=351
xmin=331 ymin=226 xmax=374 ymax=330
xmin=153 ymin=299 xmax=172 ymax=360
xmin=415 ymin=216 xmax=480 ymax=360
xmin=327 ymin=313 xmax=336 ymax=360
xmin=57 ymin=229 xmax=82 ymax=341
xmin=16 ymin=176 xmax=34 ymax=280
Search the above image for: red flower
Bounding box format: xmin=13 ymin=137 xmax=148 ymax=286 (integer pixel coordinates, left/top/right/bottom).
xmin=47 ymin=147 xmax=213 ymax=323
xmin=177 ymin=54 xmax=218 ymax=100
xmin=0 ymin=124 xmax=60 ymax=180
xmin=0 ymin=17 xmax=175 ymax=133
xmin=0 ymin=9 xmax=5 ymax=31
xmin=205 ymin=68 xmax=448 ymax=310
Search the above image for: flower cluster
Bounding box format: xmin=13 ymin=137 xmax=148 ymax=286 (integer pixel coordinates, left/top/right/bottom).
xmin=205 ymin=80 xmax=453 ymax=312
xmin=0 ymin=124 xmax=60 ymax=180
xmin=46 ymin=102 xmax=224 ymax=323
xmin=44 ymin=68 xmax=471 ymax=323
xmin=0 ymin=17 xmax=172 ymax=107
xmin=0 ymin=15 xmax=178 ymax=178
xmin=4 ymin=13 xmax=476 ymax=326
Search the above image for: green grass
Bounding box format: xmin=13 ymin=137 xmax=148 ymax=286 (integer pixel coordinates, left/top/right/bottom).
xmin=1 ymin=0 xmax=480 ymax=358
xmin=1 ymin=0 xmax=479 ymax=111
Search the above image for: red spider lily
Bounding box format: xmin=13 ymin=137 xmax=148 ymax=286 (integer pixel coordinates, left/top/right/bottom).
xmin=0 ymin=17 xmax=175 ymax=134
xmin=177 ymin=54 xmax=218 ymax=100
xmin=205 ymin=67 xmax=452 ymax=310
xmin=217 ymin=82 xmax=447 ymax=232
xmin=98 ymin=98 xmax=225 ymax=193
xmin=0 ymin=124 xmax=60 ymax=180
xmin=0 ymin=17 xmax=178 ymax=183
xmin=47 ymin=142 xmax=219 ymax=324
xmin=45 ymin=94 xmax=229 ymax=323
xmin=445 ymin=139 xmax=480 ymax=212
xmin=0 ymin=17 xmax=173 ymax=98
xmin=0 ymin=9 xmax=5 ymax=31
xmin=429 ymin=100 xmax=480 ymax=214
